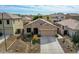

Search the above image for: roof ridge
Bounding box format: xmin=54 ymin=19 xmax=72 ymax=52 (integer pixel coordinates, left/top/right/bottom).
xmin=25 ymin=18 xmax=57 ymax=28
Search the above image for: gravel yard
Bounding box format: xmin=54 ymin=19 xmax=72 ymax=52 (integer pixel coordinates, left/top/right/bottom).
xmin=58 ymin=35 xmax=77 ymax=53
xmin=7 ymin=40 xmax=40 ymax=53
xmin=6 ymin=36 xmax=40 ymax=53
xmin=0 ymin=35 xmax=16 ymax=53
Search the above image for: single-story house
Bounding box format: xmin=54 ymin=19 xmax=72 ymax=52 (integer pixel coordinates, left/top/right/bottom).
xmin=24 ymin=18 xmax=57 ymax=36
xmin=56 ymin=19 xmax=79 ymax=37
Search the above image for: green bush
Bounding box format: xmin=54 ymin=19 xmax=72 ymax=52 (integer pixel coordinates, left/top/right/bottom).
xmin=37 ymin=39 xmax=40 ymax=44
xmin=32 ymin=40 xmax=37 ymax=45
xmin=33 ymin=15 xmax=42 ymax=20
xmin=27 ymin=33 xmax=32 ymax=38
xmin=32 ymin=39 xmax=40 ymax=45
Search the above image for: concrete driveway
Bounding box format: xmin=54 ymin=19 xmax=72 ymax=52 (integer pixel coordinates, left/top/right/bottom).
xmin=40 ymin=36 xmax=64 ymax=53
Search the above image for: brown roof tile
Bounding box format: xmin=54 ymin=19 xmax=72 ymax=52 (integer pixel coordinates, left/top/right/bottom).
xmin=0 ymin=13 xmax=21 ymax=19
xmin=57 ymin=19 xmax=79 ymax=30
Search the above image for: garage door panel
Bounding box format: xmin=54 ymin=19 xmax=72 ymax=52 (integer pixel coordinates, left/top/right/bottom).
xmin=41 ymin=30 xmax=56 ymax=36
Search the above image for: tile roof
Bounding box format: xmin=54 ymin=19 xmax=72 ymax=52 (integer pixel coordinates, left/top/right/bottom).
xmin=50 ymin=14 xmax=65 ymax=17
xmin=25 ymin=18 xmax=57 ymax=27
xmin=67 ymin=13 xmax=79 ymax=16
xmin=22 ymin=16 xmax=32 ymax=21
xmin=0 ymin=13 xmax=21 ymax=19
xmin=57 ymin=19 xmax=79 ymax=30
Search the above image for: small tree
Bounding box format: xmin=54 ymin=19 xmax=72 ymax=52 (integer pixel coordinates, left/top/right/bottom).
xmin=33 ymin=16 xmax=39 ymax=20
xmin=33 ymin=15 xmax=42 ymax=20
xmin=47 ymin=16 xmax=49 ymax=20
xmin=39 ymin=15 xmax=42 ymax=18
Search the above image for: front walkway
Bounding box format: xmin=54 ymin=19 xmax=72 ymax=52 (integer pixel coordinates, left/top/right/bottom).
xmin=40 ymin=36 xmax=64 ymax=53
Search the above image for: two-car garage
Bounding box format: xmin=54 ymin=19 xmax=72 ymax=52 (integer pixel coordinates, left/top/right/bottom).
xmin=40 ymin=29 xmax=56 ymax=36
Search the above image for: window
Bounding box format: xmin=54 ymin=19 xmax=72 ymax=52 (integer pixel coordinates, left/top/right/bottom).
xmin=33 ymin=28 xmax=38 ymax=34
xmin=0 ymin=20 xmax=2 ymax=24
xmin=0 ymin=32 xmax=3 ymax=36
xmin=15 ymin=29 xmax=21 ymax=34
xmin=62 ymin=26 xmax=64 ymax=29
xmin=27 ymin=28 xmax=31 ymax=33
xmin=7 ymin=20 xmax=10 ymax=24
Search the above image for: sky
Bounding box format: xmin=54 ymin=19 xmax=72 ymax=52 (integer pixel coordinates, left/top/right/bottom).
xmin=0 ymin=5 xmax=79 ymax=15
xmin=0 ymin=0 xmax=79 ymax=5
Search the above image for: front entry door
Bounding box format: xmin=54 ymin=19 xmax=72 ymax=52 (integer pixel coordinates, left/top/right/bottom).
xmin=64 ymin=30 xmax=68 ymax=35
xmin=33 ymin=28 xmax=38 ymax=34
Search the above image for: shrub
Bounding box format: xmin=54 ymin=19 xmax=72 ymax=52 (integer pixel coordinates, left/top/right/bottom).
xmin=27 ymin=33 xmax=32 ymax=38
xmin=38 ymin=34 xmax=41 ymax=37
xmin=32 ymin=35 xmax=40 ymax=44
xmin=35 ymin=39 xmax=40 ymax=43
xmin=55 ymin=34 xmax=58 ymax=37
xmin=32 ymin=39 xmax=40 ymax=45
xmin=32 ymin=39 xmax=36 ymax=45
xmin=33 ymin=15 xmax=42 ymax=20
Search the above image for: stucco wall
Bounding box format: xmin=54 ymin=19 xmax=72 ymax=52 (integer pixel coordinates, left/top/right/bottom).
xmin=0 ymin=20 xmax=13 ymax=28
xmin=0 ymin=20 xmax=14 ymax=35
xmin=0 ymin=27 xmax=13 ymax=35
xmin=58 ymin=25 xmax=76 ymax=37
xmin=68 ymin=28 xmax=76 ymax=37
xmin=0 ymin=19 xmax=23 ymax=35
xmin=24 ymin=20 xmax=57 ymax=36
xmin=12 ymin=19 xmax=23 ymax=35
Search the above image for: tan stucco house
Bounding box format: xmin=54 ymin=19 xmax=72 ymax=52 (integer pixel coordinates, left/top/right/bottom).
xmin=56 ymin=19 xmax=79 ymax=37
xmin=24 ymin=18 xmax=57 ymax=36
xmin=0 ymin=13 xmax=23 ymax=36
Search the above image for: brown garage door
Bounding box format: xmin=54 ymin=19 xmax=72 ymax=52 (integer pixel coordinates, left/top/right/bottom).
xmin=40 ymin=29 xmax=56 ymax=36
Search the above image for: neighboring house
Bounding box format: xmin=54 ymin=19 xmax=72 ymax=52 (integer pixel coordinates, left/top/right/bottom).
xmin=65 ymin=13 xmax=79 ymax=20
xmin=0 ymin=13 xmax=23 ymax=36
xmin=24 ymin=18 xmax=57 ymax=36
xmin=22 ymin=16 xmax=32 ymax=25
xmin=56 ymin=19 xmax=79 ymax=37
xmin=50 ymin=13 xmax=65 ymax=23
